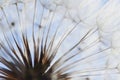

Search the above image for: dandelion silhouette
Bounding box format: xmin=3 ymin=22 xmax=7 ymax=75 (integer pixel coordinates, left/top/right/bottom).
xmin=0 ymin=0 xmax=119 ymax=80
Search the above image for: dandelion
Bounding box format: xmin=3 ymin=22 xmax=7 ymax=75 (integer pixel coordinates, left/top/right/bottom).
xmin=0 ymin=0 xmax=120 ymax=80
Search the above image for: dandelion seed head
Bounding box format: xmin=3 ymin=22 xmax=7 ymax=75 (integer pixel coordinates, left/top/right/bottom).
xmin=0 ymin=0 xmax=120 ymax=80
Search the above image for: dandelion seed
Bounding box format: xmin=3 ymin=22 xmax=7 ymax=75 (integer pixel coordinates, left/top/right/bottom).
xmin=11 ymin=22 xmax=15 ymax=26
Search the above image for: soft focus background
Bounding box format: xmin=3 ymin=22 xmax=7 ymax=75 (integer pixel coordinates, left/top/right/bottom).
xmin=0 ymin=0 xmax=120 ymax=80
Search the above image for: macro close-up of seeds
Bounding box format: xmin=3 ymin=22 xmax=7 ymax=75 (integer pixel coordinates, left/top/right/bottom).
xmin=0 ymin=0 xmax=120 ymax=80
